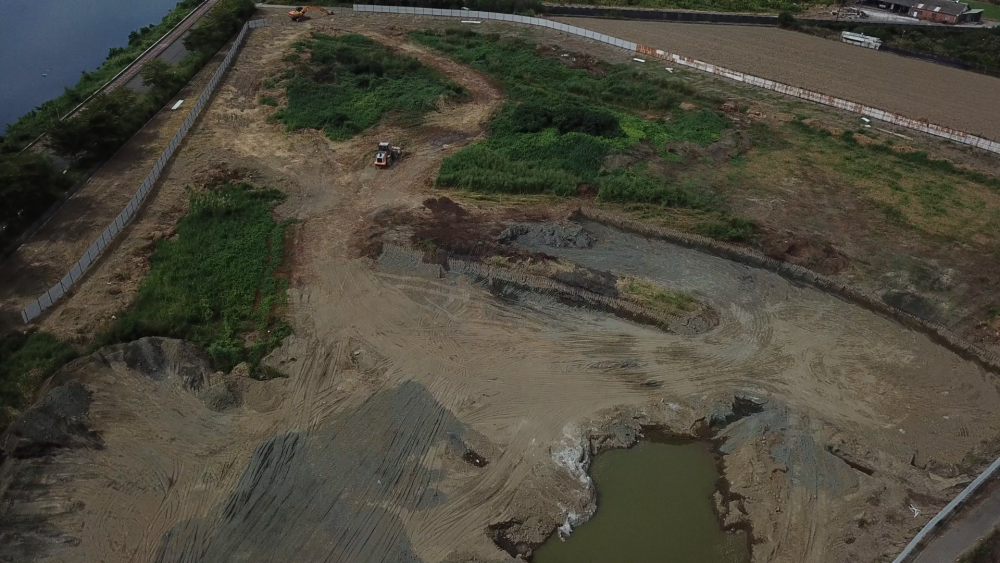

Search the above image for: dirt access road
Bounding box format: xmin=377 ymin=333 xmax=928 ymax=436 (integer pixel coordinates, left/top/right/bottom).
xmin=553 ymin=17 xmax=1000 ymax=140
xmin=3 ymin=12 xmax=1000 ymax=563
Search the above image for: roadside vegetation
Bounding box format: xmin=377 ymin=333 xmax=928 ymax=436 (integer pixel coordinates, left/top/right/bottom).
xmin=550 ymin=0 xmax=831 ymax=14
xmin=100 ymin=182 xmax=291 ymax=376
xmin=0 ymin=0 xmax=256 ymax=255
xmin=0 ymin=332 xmax=78 ymax=430
xmin=269 ymin=33 xmax=468 ymax=139
xmin=790 ymin=20 xmax=1000 ymax=72
xmin=412 ymin=29 xmax=758 ymax=241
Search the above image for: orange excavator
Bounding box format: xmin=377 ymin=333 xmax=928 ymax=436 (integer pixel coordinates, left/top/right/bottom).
xmin=288 ymin=6 xmax=330 ymax=21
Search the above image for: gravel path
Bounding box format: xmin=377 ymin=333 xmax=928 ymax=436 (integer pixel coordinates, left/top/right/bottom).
xmin=553 ymin=18 xmax=1000 ymax=140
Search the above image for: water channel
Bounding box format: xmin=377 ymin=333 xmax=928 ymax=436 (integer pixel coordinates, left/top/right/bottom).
xmin=533 ymin=439 xmax=749 ymax=563
xmin=0 ymin=0 xmax=180 ymax=133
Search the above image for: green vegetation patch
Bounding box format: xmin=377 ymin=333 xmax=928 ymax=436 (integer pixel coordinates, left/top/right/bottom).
xmin=0 ymin=153 xmax=74 ymax=251
xmin=550 ymin=0 xmax=832 ymax=14
xmin=413 ymin=29 xmax=754 ymax=240
xmin=616 ymin=276 xmax=695 ymax=317
xmin=740 ymin=117 xmax=1000 ymax=246
xmin=270 ymin=33 xmax=468 ymax=140
xmin=0 ymin=332 xmax=78 ymax=427
xmin=102 ymin=182 xmax=291 ymax=375
xmin=967 ymin=1 xmax=1000 ymax=20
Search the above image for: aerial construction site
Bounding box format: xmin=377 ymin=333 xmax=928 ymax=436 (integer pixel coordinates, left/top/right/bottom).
xmin=2 ymin=4 xmax=1000 ymax=563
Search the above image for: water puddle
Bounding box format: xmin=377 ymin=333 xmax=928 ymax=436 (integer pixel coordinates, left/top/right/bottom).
xmin=533 ymin=439 xmax=749 ymax=563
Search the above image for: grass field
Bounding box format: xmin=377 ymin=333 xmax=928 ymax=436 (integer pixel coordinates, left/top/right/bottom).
xmin=738 ymin=119 xmax=1000 ymax=247
xmin=967 ymin=1 xmax=1000 ymax=20
xmin=270 ymin=33 xmax=467 ymax=139
xmin=414 ymin=28 xmax=1000 ymax=251
xmin=412 ymin=29 xmax=757 ymax=241
xmin=101 ymin=182 xmax=291 ymax=375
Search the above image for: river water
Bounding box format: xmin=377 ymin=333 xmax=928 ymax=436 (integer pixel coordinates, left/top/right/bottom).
xmin=533 ymin=439 xmax=749 ymax=563
xmin=0 ymin=0 xmax=181 ymax=134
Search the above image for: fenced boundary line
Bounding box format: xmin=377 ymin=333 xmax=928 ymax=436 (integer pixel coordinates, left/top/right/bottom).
xmin=19 ymin=18 xmax=269 ymax=325
xmin=17 ymin=0 xmax=223 ymax=155
xmin=353 ymin=3 xmax=1000 ymax=154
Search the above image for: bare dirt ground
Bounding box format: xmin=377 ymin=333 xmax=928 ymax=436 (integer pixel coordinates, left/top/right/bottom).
xmin=553 ymin=17 xmax=1000 ymax=140
xmin=5 ymin=12 xmax=1000 ymax=563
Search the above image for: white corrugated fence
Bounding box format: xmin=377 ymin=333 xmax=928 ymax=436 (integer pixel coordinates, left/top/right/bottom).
xmin=354 ymin=3 xmax=1000 ymax=155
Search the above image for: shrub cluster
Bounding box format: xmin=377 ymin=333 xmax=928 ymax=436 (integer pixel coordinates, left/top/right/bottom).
xmin=413 ymin=30 xmax=748 ymax=233
xmin=270 ymin=33 xmax=467 ymax=140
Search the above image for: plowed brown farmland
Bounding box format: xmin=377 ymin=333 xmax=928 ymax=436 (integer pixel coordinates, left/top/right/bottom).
xmin=553 ymin=18 xmax=1000 ymax=140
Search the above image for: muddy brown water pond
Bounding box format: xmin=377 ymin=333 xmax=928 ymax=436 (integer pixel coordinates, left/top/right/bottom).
xmin=533 ymin=439 xmax=749 ymax=563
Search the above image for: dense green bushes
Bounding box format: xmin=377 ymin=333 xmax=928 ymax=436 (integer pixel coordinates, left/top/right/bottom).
xmin=48 ymin=89 xmax=155 ymax=167
xmin=183 ymin=0 xmax=257 ymax=53
xmin=0 ymin=154 xmax=74 ymax=252
xmin=509 ymin=101 xmax=623 ymax=137
xmin=102 ymin=182 xmax=290 ymax=374
xmin=413 ymin=29 xmax=750 ymax=234
xmin=270 ymin=33 xmax=467 ymax=140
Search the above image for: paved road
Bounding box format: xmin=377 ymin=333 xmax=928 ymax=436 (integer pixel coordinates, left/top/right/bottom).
xmin=912 ymin=484 xmax=1000 ymax=563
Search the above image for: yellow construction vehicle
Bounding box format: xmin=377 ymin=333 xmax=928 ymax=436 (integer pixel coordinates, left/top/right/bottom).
xmin=288 ymin=6 xmax=330 ymax=21
xmin=374 ymin=142 xmax=402 ymax=167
